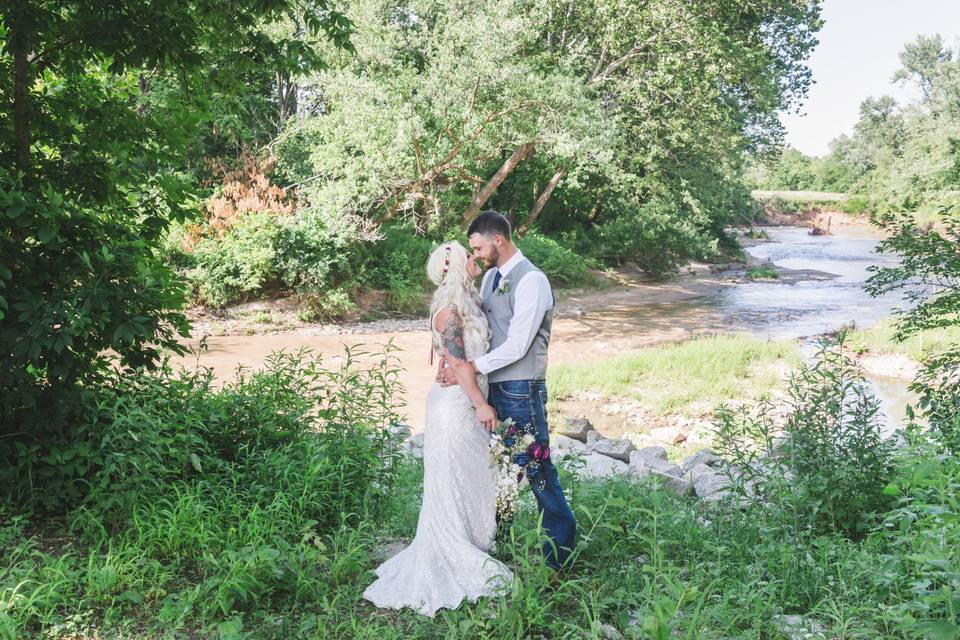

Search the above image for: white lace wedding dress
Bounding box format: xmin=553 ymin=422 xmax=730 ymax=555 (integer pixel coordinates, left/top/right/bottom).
xmin=362 ymin=309 xmax=512 ymax=617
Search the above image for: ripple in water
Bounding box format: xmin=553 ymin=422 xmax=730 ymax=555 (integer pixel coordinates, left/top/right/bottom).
xmin=712 ymin=226 xmax=904 ymax=339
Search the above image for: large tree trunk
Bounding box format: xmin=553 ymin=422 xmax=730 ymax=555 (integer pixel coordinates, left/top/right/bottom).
xmin=13 ymin=39 xmax=29 ymax=171
xmin=461 ymin=141 xmax=535 ymax=228
xmin=517 ymin=170 xmax=564 ymax=236
xmin=277 ymin=70 xmax=297 ymax=129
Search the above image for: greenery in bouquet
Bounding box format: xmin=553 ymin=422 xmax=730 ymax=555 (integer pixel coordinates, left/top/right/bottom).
xmin=488 ymin=418 xmax=551 ymax=521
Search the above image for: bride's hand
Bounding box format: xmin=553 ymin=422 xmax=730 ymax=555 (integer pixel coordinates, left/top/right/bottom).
xmin=476 ymin=403 xmax=497 ymax=432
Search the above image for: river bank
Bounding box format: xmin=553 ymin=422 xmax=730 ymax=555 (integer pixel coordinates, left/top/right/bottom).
xmin=173 ymin=209 xmax=910 ymax=447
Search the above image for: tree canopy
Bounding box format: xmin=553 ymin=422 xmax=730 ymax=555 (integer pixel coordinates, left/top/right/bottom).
xmin=0 ymin=0 xmax=352 ymax=430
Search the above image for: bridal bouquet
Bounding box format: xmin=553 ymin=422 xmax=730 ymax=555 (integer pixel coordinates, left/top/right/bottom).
xmin=489 ymin=418 xmax=551 ymax=520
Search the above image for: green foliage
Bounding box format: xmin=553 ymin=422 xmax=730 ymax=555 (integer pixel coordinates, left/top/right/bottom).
xmin=355 ymin=225 xmax=432 ymax=316
xmin=1 ymin=348 xmax=403 ymax=518
xmin=189 ymin=213 xmax=284 ymax=307
xmin=585 ymin=196 xmax=717 ymax=277
xmin=275 ymin=210 xmax=360 ymax=294
xmin=0 ymin=167 xmax=191 ymax=432
xmin=516 ymin=230 xmax=596 ymax=288
xmin=881 ymin=426 xmax=960 ymax=635
xmin=297 ymin=288 xmax=358 ymax=323
xmin=867 ymin=211 xmax=960 ymax=339
xmin=840 ymin=195 xmax=871 ymax=214
xmin=266 ymin=0 xmax=821 ymax=280
xmin=714 ymin=333 xmax=895 ymax=539
xmin=0 ymin=0 xmax=353 ymax=434
xmin=0 ymin=347 xmax=404 ymax=637
xmin=746 ymin=265 xmax=778 ymax=280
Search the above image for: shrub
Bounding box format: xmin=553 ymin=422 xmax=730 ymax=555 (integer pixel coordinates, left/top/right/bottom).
xmin=297 ymin=287 xmax=358 ymax=322
xmin=357 ymin=225 xmax=432 ymax=315
xmin=1 ymin=347 xmax=404 ymax=523
xmin=586 ymin=196 xmax=713 ymax=277
xmin=516 ymin=230 xmax=597 ymax=288
xmin=881 ymin=425 xmax=960 ymax=635
xmin=189 ymin=213 xmax=283 ymax=307
xmin=840 ymin=195 xmax=871 ymax=214
xmin=713 ymin=332 xmax=895 ymax=539
xmin=910 ymin=346 xmax=960 ymax=454
xmin=275 ymin=210 xmax=360 ymax=294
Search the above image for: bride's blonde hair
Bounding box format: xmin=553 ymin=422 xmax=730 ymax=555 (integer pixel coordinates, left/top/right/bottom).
xmin=427 ymin=241 xmax=489 ymax=360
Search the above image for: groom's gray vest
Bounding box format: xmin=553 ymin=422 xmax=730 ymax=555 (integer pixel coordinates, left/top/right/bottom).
xmin=482 ymin=258 xmax=553 ymax=383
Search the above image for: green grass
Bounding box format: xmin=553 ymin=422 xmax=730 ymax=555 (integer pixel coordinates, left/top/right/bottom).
xmin=0 ymin=459 xmax=918 ymax=639
xmin=3 ymin=341 xmax=956 ymax=639
xmin=547 ymin=334 xmax=800 ymax=416
xmin=849 ymin=320 xmax=960 ymax=362
xmin=746 ymin=265 xmax=778 ymax=280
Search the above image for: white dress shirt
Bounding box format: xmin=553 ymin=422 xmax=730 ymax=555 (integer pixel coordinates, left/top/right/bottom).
xmin=473 ymin=250 xmax=553 ymax=375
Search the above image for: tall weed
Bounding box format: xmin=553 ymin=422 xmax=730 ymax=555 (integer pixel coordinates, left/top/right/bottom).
xmin=714 ymin=333 xmax=895 ymax=539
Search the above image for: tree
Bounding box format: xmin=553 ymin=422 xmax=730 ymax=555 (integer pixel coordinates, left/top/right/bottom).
xmin=893 ymin=34 xmax=952 ymax=104
xmin=0 ymin=1 xmax=352 ymax=432
xmin=271 ymin=0 xmax=822 ymax=275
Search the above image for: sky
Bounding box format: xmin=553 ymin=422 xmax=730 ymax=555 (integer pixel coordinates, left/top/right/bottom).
xmin=781 ymin=0 xmax=960 ymax=157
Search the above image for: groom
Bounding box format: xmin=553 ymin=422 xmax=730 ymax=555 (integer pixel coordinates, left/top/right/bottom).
xmin=439 ymin=209 xmax=576 ymax=570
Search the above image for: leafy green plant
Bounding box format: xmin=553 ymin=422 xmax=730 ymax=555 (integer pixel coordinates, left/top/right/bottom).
xmin=189 ymin=213 xmax=284 ymax=307
xmin=840 ymin=195 xmax=871 ymax=214
xmin=880 ymin=423 xmax=960 ymax=637
xmin=746 ymin=265 xmax=778 ymax=279
xmin=516 ymin=230 xmax=597 ymax=288
xmin=714 ymin=332 xmax=895 ymax=539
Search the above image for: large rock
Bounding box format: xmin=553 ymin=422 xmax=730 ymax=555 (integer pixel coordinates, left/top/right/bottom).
xmin=633 ymin=445 xmax=668 ymax=462
xmin=586 ymin=429 xmax=602 ymax=445
xmin=680 ymin=448 xmax=722 ymax=472
xmin=552 ymin=434 xmax=587 ymax=458
xmin=632 ymin=466 xmax=692 ymax=495
xmin=556 ymin=417 xmax=594 ymax=442
xmin=684 ymin=462 xmax=716 ymax=483
xmin=629 ymin=451 xmax=683 ymax=477
xmin=579 ymin=453 xmax=629 ymax=479
xmin=692 ymin=469 xmax=732 ymax=501
xmin=588 ymin=436 xmax=634 ymax=463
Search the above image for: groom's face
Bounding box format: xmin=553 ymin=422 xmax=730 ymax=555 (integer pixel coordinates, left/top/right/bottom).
xmin=468 ymin=232 xmax=500 ymax=269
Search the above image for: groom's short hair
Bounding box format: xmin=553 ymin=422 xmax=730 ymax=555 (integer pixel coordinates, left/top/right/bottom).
xmin=467 ymin=210 xmax=512 ymax=240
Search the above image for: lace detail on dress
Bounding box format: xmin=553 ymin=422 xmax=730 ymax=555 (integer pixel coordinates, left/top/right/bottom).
xmin=362 ymin=310 xmax=510 ymax=616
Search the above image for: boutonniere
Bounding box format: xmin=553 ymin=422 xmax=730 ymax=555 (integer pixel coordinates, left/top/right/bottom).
xmin=495 ymin=278 xmax=511 ymax=296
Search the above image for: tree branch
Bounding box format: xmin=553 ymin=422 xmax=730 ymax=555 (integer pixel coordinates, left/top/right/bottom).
xmin=517 ymin=170 xmax=564 ymax=236
xmin=462 ymin=141 xmax=536 ymax=228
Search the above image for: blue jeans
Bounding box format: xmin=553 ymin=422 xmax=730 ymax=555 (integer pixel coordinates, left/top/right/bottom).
xmin=489 ymin=379 xmax=576 ymax=569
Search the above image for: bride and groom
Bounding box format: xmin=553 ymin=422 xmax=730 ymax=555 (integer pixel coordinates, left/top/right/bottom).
xmin=362 ymin=210 xmax=577 ymax=616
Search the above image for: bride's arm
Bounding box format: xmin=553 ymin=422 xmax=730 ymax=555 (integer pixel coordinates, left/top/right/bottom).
xmin=434 ymin=308 xmax=497 ymax=431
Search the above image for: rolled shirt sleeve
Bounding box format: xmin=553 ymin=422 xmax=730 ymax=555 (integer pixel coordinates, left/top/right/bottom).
xmin=473 ymin=270 xmax=553 ymax=375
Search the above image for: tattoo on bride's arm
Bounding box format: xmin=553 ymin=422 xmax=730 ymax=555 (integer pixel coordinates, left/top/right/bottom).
xmin=441 ymin=315 xmax=467 ymax=361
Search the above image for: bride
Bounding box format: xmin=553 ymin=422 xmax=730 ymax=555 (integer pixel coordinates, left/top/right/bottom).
xmin=362 ymin=241 xmax=513 ymax=616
